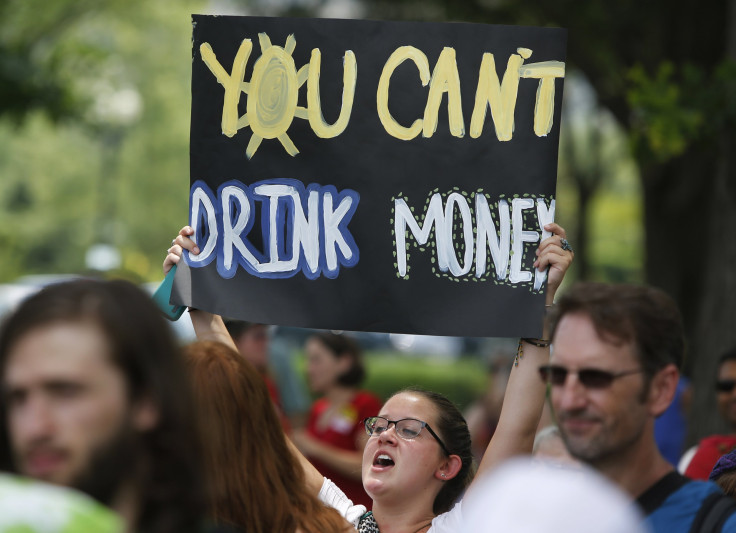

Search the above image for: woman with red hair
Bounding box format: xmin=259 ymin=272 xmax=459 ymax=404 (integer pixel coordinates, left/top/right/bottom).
xmin=184 ymin=340 xmax=352 ymax=533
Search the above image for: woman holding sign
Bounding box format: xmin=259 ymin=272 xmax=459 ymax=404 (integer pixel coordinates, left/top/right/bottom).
xmin=166 ymin=222 xmax=573 ymax=533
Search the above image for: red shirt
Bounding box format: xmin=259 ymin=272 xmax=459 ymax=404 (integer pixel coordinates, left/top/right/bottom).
xmin=306 ymin=390 xmax=382 ymax=508
xmin=685 ymin=435 xmax=736 ymax=480
xmin=263 ymin=374 xmax=291 ymax=433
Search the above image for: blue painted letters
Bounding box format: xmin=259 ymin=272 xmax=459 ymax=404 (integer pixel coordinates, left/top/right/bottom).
xmin=186 ymin=179 xmax=360 ymax=279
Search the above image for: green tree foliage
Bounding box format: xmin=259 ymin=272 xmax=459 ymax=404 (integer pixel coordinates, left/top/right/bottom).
xmin=628 ymin=61 xmax=736 ymax=163
xmin=0 ymin=0 xmax=203 ymax=281
xmin=0 ymin=0 xmax=84 ymax=121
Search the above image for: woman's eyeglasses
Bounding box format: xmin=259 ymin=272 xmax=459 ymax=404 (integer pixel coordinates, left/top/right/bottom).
xmin=538 ymin=364 xmax=644 ymax=389
xmin=363 ymin=416 xmax=451 ymax=456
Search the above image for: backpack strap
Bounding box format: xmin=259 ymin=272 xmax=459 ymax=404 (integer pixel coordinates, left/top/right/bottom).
xmin=688 ymin=491 xmax=736 ymax=533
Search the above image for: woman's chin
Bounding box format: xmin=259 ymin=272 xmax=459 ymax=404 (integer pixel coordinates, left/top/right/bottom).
xmin=362 ymin=477 xmax=386 ymax=498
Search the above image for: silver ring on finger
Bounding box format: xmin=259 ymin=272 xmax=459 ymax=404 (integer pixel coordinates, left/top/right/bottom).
xmin=171 ymin=239 xmax=177 ymax=246
xmin=560 ymin=238 xmax=573 ymax=253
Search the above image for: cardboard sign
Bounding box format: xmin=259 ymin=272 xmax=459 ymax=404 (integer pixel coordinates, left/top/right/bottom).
xmin=173 ymin=15 xmax=567 ymax=337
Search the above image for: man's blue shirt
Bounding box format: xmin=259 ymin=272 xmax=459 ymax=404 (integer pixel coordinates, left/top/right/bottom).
xmin=642 ymin=473 xmax=736 ymax=532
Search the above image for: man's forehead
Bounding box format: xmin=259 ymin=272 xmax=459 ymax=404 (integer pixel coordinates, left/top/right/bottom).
xmin=552 ymin=312 xmax=637 ymax=366
xmin=718 ymin=360 xmax=736 ymax=377
xmin=244 ymin=324 xmax=269 ymax=337
xmin=4 ymin=321 xmax=117 ymax=386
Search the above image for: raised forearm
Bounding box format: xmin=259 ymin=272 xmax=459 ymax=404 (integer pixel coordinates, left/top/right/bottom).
xmin=189 ymin=309 xmax=236 ymax=349
xmin=296 ymin=434 xmax=364 ymax=481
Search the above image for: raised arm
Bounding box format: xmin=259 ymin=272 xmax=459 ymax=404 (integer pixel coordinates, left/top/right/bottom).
xmin=474 ymin=223 xmax=573 ymax=480
xmin=164 ymin=227 xmax=235 ymax=348
xmin=164 ymin=225 xmax=327 ymax=495
xmin=291 ymin=429 xmax=367 ymax=482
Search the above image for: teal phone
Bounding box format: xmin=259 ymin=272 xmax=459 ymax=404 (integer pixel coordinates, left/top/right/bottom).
xmin=152 ymin=264 xmax=186 ymax=321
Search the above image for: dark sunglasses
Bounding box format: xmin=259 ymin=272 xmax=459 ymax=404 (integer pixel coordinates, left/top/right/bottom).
xmin=538 ymin=364 xmax=644 ymax=389
xmin=716 ymin=380 xmax=736 ymax=393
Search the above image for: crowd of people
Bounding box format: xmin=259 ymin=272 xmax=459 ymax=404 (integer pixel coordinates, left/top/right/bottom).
xmin=0 ymin=220 xmax=735 ymax=532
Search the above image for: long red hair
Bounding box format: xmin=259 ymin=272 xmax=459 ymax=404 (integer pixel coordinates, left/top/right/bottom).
xmin=185 ymin=341 xmax=349 ymax=533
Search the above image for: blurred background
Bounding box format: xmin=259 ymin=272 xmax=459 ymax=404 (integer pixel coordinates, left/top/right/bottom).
xmin=0 ymin=0 xmax=734 ymax=443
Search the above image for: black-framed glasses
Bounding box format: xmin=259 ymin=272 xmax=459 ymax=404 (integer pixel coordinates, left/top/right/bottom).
xmin=538 ymin=364 xmax=644 ymax=389
xmin=716 ymin=380 xmax=736 ymax=393
xmin=363 ymin=416 xmax=451 ymax=456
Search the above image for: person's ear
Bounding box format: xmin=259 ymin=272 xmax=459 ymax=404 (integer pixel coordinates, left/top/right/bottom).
xmin=132 ymin=396 xmax=160 ymax=432
xmin=435 ymin=454 xmax=463 ymax=481
xmin=648 ymin=364 xmax=679 ymax=417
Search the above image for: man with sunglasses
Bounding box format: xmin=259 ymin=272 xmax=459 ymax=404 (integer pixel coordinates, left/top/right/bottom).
xmin=682 ymin=348 xmax=736 ymax=480
xmin=541 ymin=282 xmax=736 ymax=533
xmin=715 ymin=349 xmax=736 ymax=430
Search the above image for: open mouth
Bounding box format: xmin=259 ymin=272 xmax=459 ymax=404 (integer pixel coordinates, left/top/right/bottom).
xmin=373 ymin=453 xmax=395 ymax=468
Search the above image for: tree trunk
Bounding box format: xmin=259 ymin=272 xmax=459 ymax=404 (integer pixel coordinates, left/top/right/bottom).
xmin=686 ymin=131 xmax=736 ymax=442
xmin=688 ymin=0 xmax=736 ymax=442
xmin=641 ymin=150 xmax=718 ymax=350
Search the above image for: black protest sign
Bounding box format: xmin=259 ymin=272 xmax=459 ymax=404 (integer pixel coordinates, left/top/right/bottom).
xmin=173 ymin=15 xmax=567 ymax=337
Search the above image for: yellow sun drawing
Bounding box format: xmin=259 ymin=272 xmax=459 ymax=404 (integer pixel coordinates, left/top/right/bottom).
xmin=244 ymin=33 xmax=309 ymax=158
xmin=201 ymin=33 xmax=310 ymax=159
